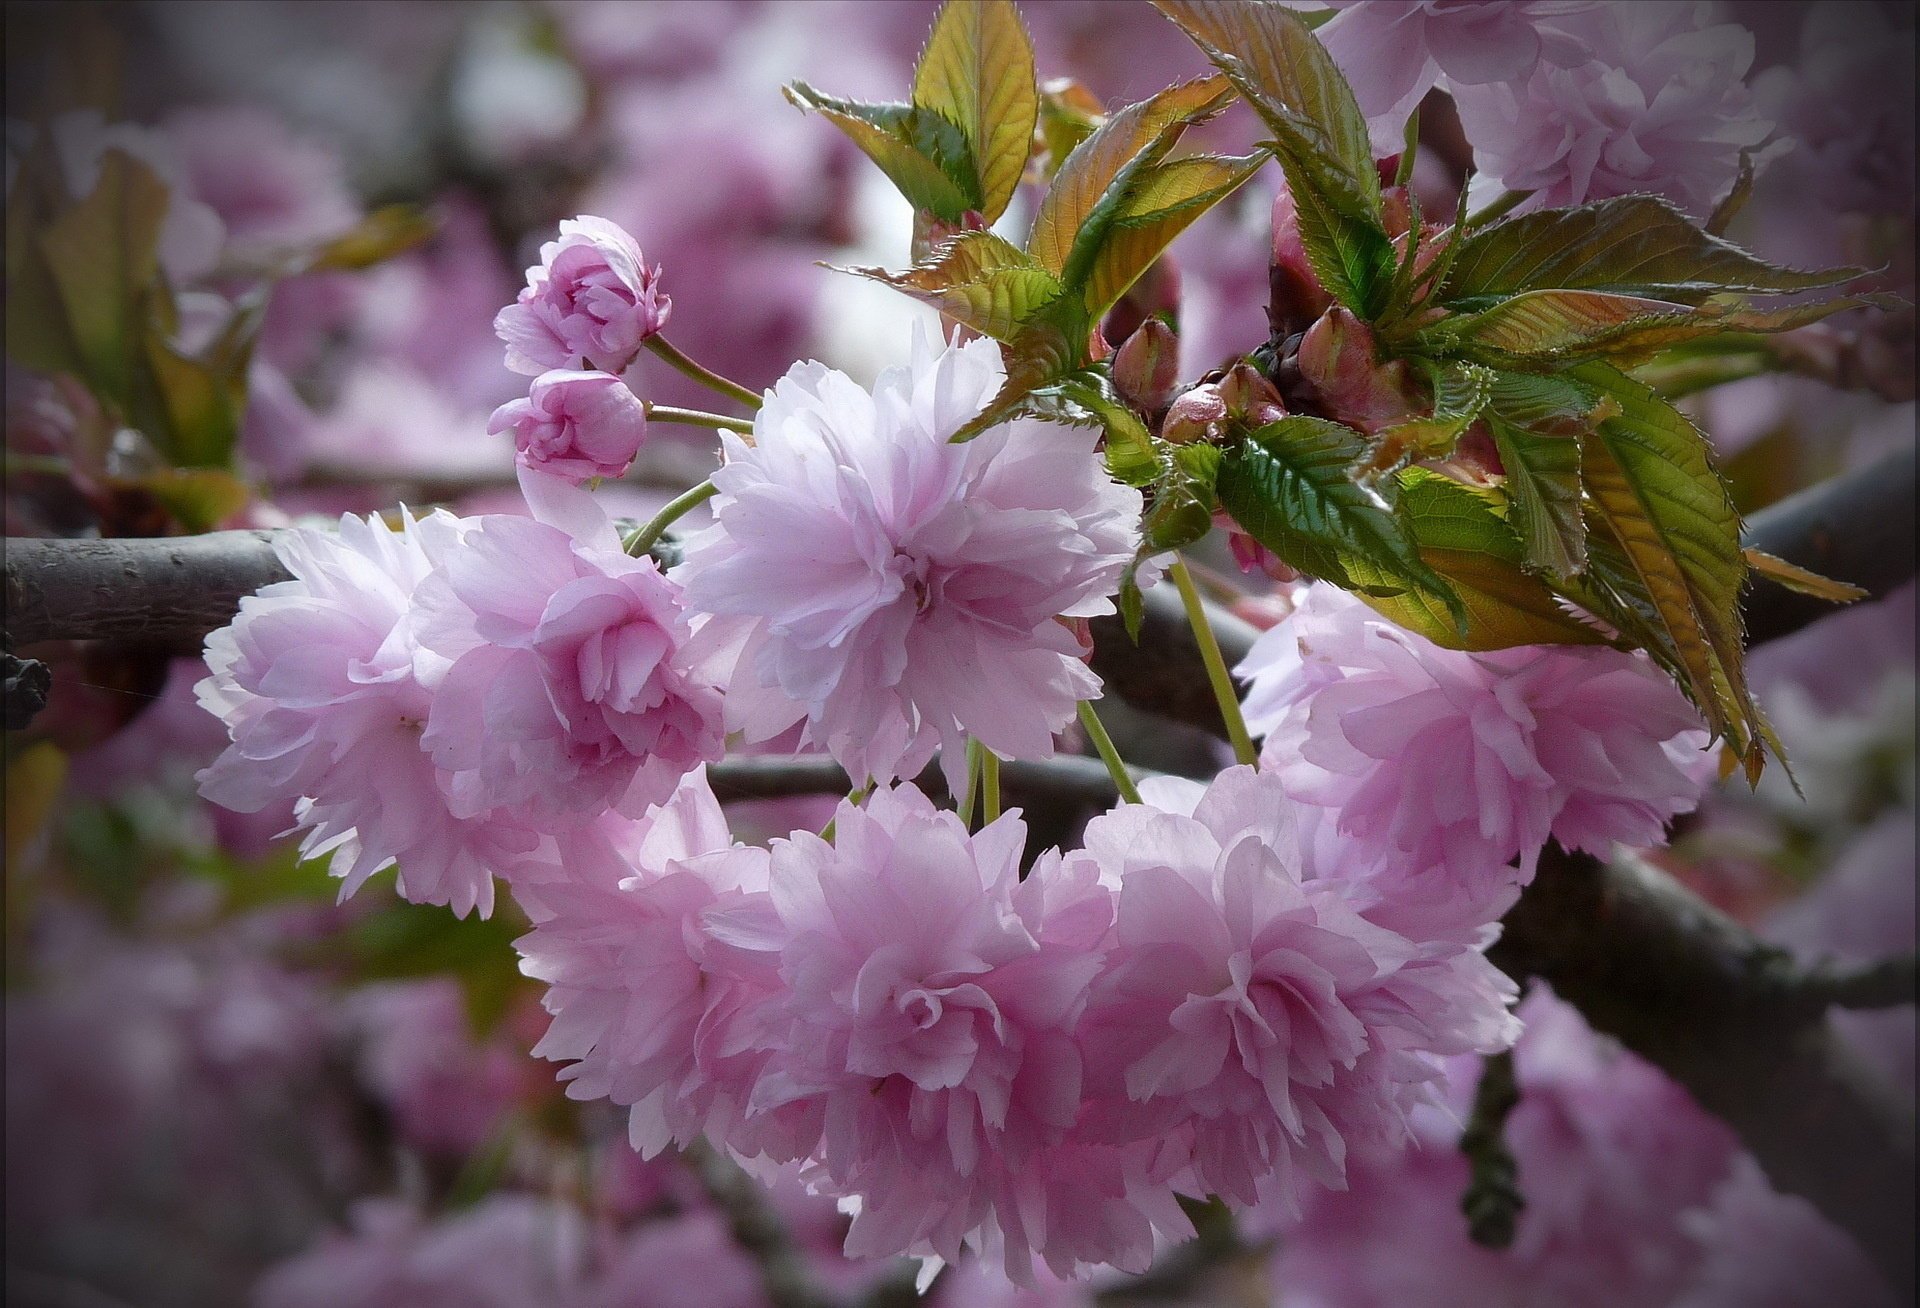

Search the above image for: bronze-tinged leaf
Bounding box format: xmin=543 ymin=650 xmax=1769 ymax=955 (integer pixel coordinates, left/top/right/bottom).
xmin=912 ymin=0 xmax=1038 ymax=224
xmin=844 ymin=231 xmax=1062 ymax=341
xmin=1037 ymin=78 xmax=1106 ymax=179
xmin=1742 ymin=548 xmax=1869 ymax=603
xmin=1443 ymin=195 xmax=1860 ymax=308
xmin=784 ymin=83 xmax=977 ymax=221
xmin=307 ymin=205 xmax=437 ymax=272
xmin=1026 ymin=73 xmax=1233 ymax=282
xmin=1080 ymin=151 xmax=1265 ymax=320
xmin=1437 ymin=289 xmax=1695 ymax=362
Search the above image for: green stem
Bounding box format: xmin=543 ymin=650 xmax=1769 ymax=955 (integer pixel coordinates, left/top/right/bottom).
xmin=625 ymin=481 xmax=718 ymax=557
xmin=979 ymin=748 xmax=1002 ymax=824
xmin=1076 ymin=700 xmax=1143 ymax=806
xmin=958 ymin=740 xmax=983 ymax=827
xmin=1466 ymin=188 xmax=1531 ymax=227
xmin=1169 ymin=555 xmax=1258 ymax=766
xmin=646 ymin=336 xmax=764 ymax=412
xmin=646 ymin=403 xmax=747 ymax=432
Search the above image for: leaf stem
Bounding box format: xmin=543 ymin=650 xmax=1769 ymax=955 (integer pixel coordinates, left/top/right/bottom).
xmin=646 ymin=403 xmax=748 ymax=432
xmin=1169 ymin=555 xmax=1258 ymax=766
xmin=625 ymin=481 xmax=718 ymax=557
xmin=979 ymin=747 xmax=1002 ymax=823
xmin=1076 ymin=700 xmax=1143 ymax=806
xmin=645 ymin=336 xmax=764 ymax=412
xmin=1466 ymin=188 xmax=1531 ymax=228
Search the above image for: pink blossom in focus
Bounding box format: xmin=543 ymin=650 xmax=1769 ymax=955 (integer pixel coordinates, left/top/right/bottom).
xmin=1452 ymin=4 xmax=1773 ymax=216
xmin=1074 ymin=766 xmax=1520 ymax=1213
xmin=196 ymin=512 xmax=539 ymax=917
xmin=1237 ymin=585 xmax=1712 ymax=923
xmin=489 ymin=369 xmax=649 ymax=483
xmin=514 ymin=768 xmax=786 ymax=1160
xmin=495 ymin=215 xmax=670 ymax=375
xmin=678 ymin=332 xmax=1141 ymax=789
xmin=1317 ymin=1 xmax=1596 ymax=149
xmin=705 ymin=784 xmax=1126 ymax=1279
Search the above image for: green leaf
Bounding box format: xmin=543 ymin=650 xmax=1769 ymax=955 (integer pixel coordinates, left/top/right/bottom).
xmin=912 ymin=0 xmax=1038 ymax=224
xmin=1027 ymin=73 xmax=1234 ymax=285
xmin=1037 ymin=79 xmax=1106 ymax=179
xmin=306 ymin=204 xmax=436 ymax=272
xmin=1571 ymin=362 xmax=1769 ymax=774
xmin=37 ymin=147 xmax=171 ymax=407
xmin=4 ymin=135 xmax=88 ymax=379
xmin=1144 ymin=441 xmax=1222 ymax=551
xmin=1352 ymin=469 xmax=1605 ymax=649
xmin=1705 ymin=151 xmax=1756 ymax=238
xmin=1217 ymin=415 xmax=1463 ymax=629
xmin=1150 ymin=0 xmax=1394 ymax=316
xmin=1442 ymin=195 xmax=1860 ymax=309
xmin=846 ymin=231 xmax=1062 ymax=341
xmin=344 ymin=900 xmax=531 ymax=1033
xmin=1081 ymin=150 xmax=1266 ymax=321
xmin=785 ymin=83 xmax=978 ymax=221
xmin=1479 ymin=371 xmax=1597 ymax=577
xmin=1435 ymin=289 xmax=1695 ymax=363
xmin=1362 ymin=360 xmax=1490 ymax=473
xmin=133 ymin=466 xmax=251 ymax=533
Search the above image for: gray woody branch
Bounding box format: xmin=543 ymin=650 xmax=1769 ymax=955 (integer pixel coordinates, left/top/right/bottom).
xmin=3 ymin=446 xmax=1916 ymax=1294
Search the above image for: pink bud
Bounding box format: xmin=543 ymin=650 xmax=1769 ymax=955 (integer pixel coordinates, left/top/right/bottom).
xmin=489 ymin=370 xmax=648 ymax=483
xmin=1161 ymin=383 xmax=1230 ymax=444
xmin=495 ymin=215 xmax=670 ymax=376
xmin=1270 ymin=181 xmax=1332 ymax=335
xmin=1296 ymin=308 xmax=1418 ymax=436
xmin=1112 ymin=318 xmax=1181 ymax=414
xmin=1216 ymin=363 xmax=1289 ymax=430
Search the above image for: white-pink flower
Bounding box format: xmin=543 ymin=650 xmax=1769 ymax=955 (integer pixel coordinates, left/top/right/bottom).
xmin=515 ymin=768 xmax=786 ymax=1161
xmin=494 ymin=215 xmax=670 ymax=375
xmin=1073 ymin=766 xmax=1520 ymax=1211
xmin=489 ymin=369 xmax=649 ymax=484
xmin=196 ymin=511 xmax=538 ymax=917
xmin=1318 ymin=0 xmax=1596 ymax=149
xmin=1238 ymin=585 xmax=1712 ymax=922
xmin=1452 ymin=3 xmax=1773 ymax=215
xmin=705 ymin=783 xmax=1119 ymax=1276
xmin=412 ymin=502 xmax=724 ymax=826
xmin=678 ymin=332 xmax=1141 ymax=788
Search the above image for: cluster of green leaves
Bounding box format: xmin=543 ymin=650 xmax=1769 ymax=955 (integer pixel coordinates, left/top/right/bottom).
xmin=5 ymin=131 xmax=430 ymax=530
xmin=801 ymin=0 xmax=1880 ymax=779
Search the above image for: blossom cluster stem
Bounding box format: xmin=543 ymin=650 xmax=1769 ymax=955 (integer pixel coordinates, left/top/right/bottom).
xmin=625 ymin=481 xmax=718 ymax=558
xmin=958 ymin=740 xmax=983 ymax=827
xmin=645 ymin=402 xmax=748 ymax=432
xmin=1076 ymin=700 xmax=1142 ymax=806
xmin=979 ymin=747 xmax=1002 ymax=823
xmin=645 ymin=336 xmax=764 ymax=412
xmin=1168 ymin=556 xmax=1257 ymax=766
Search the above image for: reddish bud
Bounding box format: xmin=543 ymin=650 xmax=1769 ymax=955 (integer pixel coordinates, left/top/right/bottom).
xmin=1112 ymin=318 xmax=1182 ymax=414
xmin=1270 ymin=182 xmax=1332 ymax=336
xmin=1216 ymin=363 xmax=1288 ymax=430
xmin=1296 ymin=308 xmax=1418 ymax=436
xmin=1161 ymin=383 xmax=1228 ymax=444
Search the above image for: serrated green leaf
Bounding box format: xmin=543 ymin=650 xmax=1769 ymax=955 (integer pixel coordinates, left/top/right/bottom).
xmin=1443 ymin=195 xmax=1860 ymax=309
xmin=1436 ymin=289 xmax=1695 ymax=362
xmin=1144 ymin=441 xmax=1222 ymax=551
xmin=1217 ymin=415 xmax=1463 ymax=629
xmin=1028 ymin=73 xmax=1234 ymax=286
xmin=38 ymin=147 xmax=171 ymax=407
xmin=1150 ymin=0 xmax=1394 ymax=316
xmin=1572 ymin=362 xmax=1769 ymax=773
xmin=1082 ymin=150 xmax=1265 ymax=320
xmin=1705 ymin=151 xmax=1756 ymax=238
xmin=1487 ymin=416 xmax=1585 ymax=577
xmin=912 ymin=0 xmax=1038 ymax=224
xmin=785 ymin=83 xmax=978 ymax=221
xmin=1117 ymin=562 xmax=1147 ymax=641
xmin=846 ymin=231 xmax=1062 ymax=341
xmin=1351 ymin=469 xmax=1605 ymax=649
xmin=1037 ymin=79 xmax=1106 ymax=179
xmin=1363 ymin=360 xmax=1490 ymax=472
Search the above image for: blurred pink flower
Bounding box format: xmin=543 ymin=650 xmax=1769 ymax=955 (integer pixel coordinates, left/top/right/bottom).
xmin=1075 ymin=766 xmax=1520 ymax=1212
xmin=412 ymin=501 xmax=724 ymax=825
xmin=489 ymin=369 xmax=649 ymax=482
xmin=515 ymin=768 xmax=784 ymax=1160
xmin=679 ymin=332 xmax=1140 ymax=789
xmin=196 ymin=511 xmax=539 ymax=917
xmin=345 ymin=979 xmax=532 ymax=1158
xmin=583 ymin=1209 xmax=770 ymax=1308
xmin=495 ymin=215 xmax=670 ymax=375
xmin=165 ymin=104 xmax=360 ymax=249
xmin=1318 ymin=0 xmax=1595 ymax=148
xmin=1453 ymin=4 xmax=1773 ymax=215
xmin=43 ymin=109 xmax=227 ymax=282
xmin=1237 ymin=585 xmax=1711 ymax=924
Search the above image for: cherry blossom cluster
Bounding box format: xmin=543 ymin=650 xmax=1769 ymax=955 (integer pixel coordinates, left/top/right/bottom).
xmin=194 ymin=215 xmax=1720 ymax=1281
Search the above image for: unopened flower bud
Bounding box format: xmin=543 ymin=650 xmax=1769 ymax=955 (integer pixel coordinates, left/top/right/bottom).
xmin=1216 ymin=363 xmax=1289 ymax=430
xmin=1112 ymin=318 xmax=1181 ymax=414
xmin=1270 ymin=181 xmax=1332 ymax=336
xmin=489 ymin=369 xmax=648 ymax=483
xmin=1297 ymin=308 xmax=1418 ymax=435
xmin=495 ymin=215 xmax=669 ymax=376
xmin=1161 ymin=383 xmax=1229 ymax=444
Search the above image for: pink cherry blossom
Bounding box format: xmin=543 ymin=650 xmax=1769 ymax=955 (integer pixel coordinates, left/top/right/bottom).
xmin=412 ymin=503 xmax=724 ymax=826
xmin=703 ymin=784 xmax=1123 ymax=1278
xmin=1074 ymin=766 xmax=1520 ymax=1213
xmin=678 ymin=331 xmax=1141 ymax=788
xmin=514 ymin=768 xmax=787 ymax=1161
xmin=164 ymin=104 xmax=360 ymax=249
xmin=196 ymin=511 xmax=540 ymax=917
xmin=494 ymin=215 xmax=670 ymax=375
xmin=489 ymin=369 xmax=649 ymax=483
xmin=1318 ymin=1 xmax=1597 ymax=149
xmin=1453 ymin=4 xmax=1773 ymax=215
xmin=1238 ymin=585 xmax=1712 ymax=924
